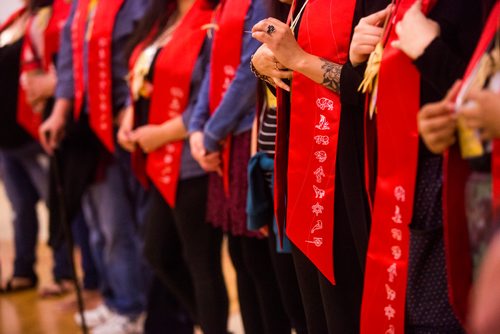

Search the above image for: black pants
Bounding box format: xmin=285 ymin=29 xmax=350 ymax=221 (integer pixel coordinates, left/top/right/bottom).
xmin=144 ymin=176 xmax=228 ymax=334
xmin=267 ymin=226 xmax=308 ymax=334
xmin=291 ymin=189 xmax=364 ymax=334
xmin=228 ymin=235 xmax=290 ymax=334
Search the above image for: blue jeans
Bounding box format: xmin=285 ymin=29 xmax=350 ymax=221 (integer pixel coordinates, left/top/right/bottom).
xmin=0 ymin=142 xmax=72 ymax=281
xmin=82 ymin=148 xmax=149 ymax=317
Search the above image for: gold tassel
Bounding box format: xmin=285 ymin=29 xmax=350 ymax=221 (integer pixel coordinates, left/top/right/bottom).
xmin=358 ymin=42 xmax=384 ymax=119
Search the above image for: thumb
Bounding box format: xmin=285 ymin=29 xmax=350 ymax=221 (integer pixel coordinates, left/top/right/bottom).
xmin=444 ymin=80 xmax=462 ymax=104
xmin=411 ymin=0 xmax=423 ymax=12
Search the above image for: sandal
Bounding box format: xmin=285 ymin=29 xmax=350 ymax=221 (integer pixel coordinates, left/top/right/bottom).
xmin=0 ymin=277 xmax=37 ymax=294
xmin=39 ymin=279 xmax=75 ymax=298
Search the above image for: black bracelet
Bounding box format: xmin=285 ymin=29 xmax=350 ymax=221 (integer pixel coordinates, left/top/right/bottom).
xmin=250 ymin=54 xmax=271 ymax=83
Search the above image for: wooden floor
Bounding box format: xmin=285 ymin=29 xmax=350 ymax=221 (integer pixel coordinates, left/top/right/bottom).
xmin=0 ymin=183 xmax=243 ymax=334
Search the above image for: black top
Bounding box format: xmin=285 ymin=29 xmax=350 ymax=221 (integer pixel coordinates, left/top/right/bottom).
xmin=0 ymin=38 xmax=33 ymax=149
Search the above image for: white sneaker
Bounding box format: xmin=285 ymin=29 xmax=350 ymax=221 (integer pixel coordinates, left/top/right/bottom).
xmin=74 ymin=304 xmax=113 ymax=328
xmin=91 ymin=313 xmax=146 ymax=334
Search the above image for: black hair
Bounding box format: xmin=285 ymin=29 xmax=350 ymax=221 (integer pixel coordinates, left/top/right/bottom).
xmin=126 ymin=0 xmax=219 ymax=59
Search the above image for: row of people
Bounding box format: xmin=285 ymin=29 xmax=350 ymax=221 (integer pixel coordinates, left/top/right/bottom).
xmin=0 ymin=0 xmax=499 ymax=333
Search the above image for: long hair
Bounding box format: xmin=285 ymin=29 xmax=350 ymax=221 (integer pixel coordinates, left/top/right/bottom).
xmin=28 ymin=0 xmax=54 ymax=11
xmin=126 ymin=0 xmax=219 ymax=59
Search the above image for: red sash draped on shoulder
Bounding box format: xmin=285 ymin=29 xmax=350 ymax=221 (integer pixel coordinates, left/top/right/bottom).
xmin=277 ymin=0 xmax=355 ymax=284
xmin=360 ymin=1 xmax=436 ymax=333
xmin=17 ymin=0 xmax=71 ymax=140
xmin=133 ymin=0 xmax=213 ymax=207
xmin=208 ymin=0 xmax=251 ymax=196
xmin=443 ymin=2 xmax=500 ymax=326
xmin=72 ymin=0 xmax=124 ymax=153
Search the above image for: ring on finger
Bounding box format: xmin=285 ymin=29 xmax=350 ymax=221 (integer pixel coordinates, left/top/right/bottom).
xmin=267 ymin=24 xmax=276 ymax=35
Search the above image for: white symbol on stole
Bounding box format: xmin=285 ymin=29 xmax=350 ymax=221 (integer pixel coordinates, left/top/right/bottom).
xmin=314 ymin=151 xmax=327 ymax=163
xmin=224 ymin=65 xmax=235 ymax=77
xmin=385 ymin=284 xmax=396 ymax=301
xmin=99 ymin=81 xmax=107 ymax=90
xmin=305 ymin=237 xmax=323 ymax=247
xmin=384 ymin=305 xmax=396 ymax=320
xmin=99 ymin=71 xmax=106 ymax=80
xmin=163 ymin=155 xmax=173 ymax=164
xmin=313 ymin=185 xmax=325 ymax=199
xmin=387 ymin=263 xmax=397 ymax=282
xmin=316 ymin=97 xmax=334 ymax=111
xmin=170 ymin=87 xmax=184 ymax=98
xmin=98 ymin=38 xmax=108 ymax=47
xmin=391 ymin=228 xmax=402 ymax=241
xmin=311 ymin=220 xmax=323 ymax=234
xmin=385 ymin=325 xmax=395 ymax=334
xmin=312 ymin=202 xmax=324 ymax=216
xmin=99 ymin=102 xmax=107 ymax=112
xmin=314 ymin=135 xmax=330 ymax=146
xmin=98 ymin=49 xmax=106 ymax=60
xmin=315 ymin=115 xmax=330 ymax=131
xmin=391 ymin=246 xmax=402 ymax=260
xmin=392 ymin=205 xmax=402 ymax=224
xmin=161 ymin=175 xmax=172 ymax=184
xmin=223 ymin=77 xmax=232 ymax=91
xmin=166 ymin=145 xmax=175 ymax=153
xmin=394 ymin=186 xmax=406 ymax=202
xmin=314 ymin=167 xmax=326 ymax=183
xmin=170 ymin=98 xmax=181 ymax=111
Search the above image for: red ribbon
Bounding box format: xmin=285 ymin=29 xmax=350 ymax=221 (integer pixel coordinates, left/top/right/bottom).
xmin=17 ymin=0 xmax=71 ymax=141
xmin=274 ymin=0 xmax=356 ymax=284
xmin=72 ymin=0 xmax=124 ymax=153
xmin=360 ymin=1 xmax=436 ymax=333
xmin=129 ymin=0 xmax=213 ymax=207
xmin=208 ymin=0 xmax=251 ymax=196
xmin=443 ymin=1 xmax=500 ymax=325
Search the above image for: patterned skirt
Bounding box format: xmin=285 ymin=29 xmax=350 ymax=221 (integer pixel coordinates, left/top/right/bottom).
xmin=206 ymin=131 xmax=261 ymax=238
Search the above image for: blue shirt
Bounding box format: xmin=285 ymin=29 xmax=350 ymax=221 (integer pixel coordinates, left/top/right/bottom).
xmin=188 ymin=0 xmax=269 ymax=152
xmin=55 ymin=0 xmax=147 ymax=114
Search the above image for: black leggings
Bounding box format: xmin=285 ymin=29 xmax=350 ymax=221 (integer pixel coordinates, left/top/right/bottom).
xmin=143 ymin=176 xmax=228 ymax=334
xmin=267 ymin=226 xmax=308 ymax=334
xmin=291 ymin=191 xmax=365 ymax=334
xmin=227 ymin=235 xmax=290 ymax=334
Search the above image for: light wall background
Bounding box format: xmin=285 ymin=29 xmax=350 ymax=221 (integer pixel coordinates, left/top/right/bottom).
xmin=0 ymin=0 xmax=23 ymax=23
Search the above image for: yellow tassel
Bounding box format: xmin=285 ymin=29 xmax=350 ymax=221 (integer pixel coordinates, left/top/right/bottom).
xmin=358 ymin=42 xmax=384 ymax=94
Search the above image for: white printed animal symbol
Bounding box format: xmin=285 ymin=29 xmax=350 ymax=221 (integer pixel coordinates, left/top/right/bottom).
xmin=315 ymin=115 xmax=330 ymax=131
xmin=385 ymin=284 xmax=396 ymax=301
xmin=391 ymin=228 xmax=402 ymax=241
xmin=391 ymin=246 xmax=402 ymax=260
xmin=313 ymin=185 xmax=325 ymax=199
xmin=314 ymin=167 xmax=326 ymax=183
xmin=311 ymin=220 xmax=323 ymax=234
xmin=394 ymin=186 xmax=406 ymax=202
xmin=305 ymin=237 xmax=323 ymax=247
xmin=387 ymin=263 xmax=397 ymax=282
xmin=392 ymin=205 xmax=402 ymax=224
xmin=385 ymin=325 xmax=395 ymax=334
xmin=316 ymin=97 xmax=334 ymax=111
xmin=314 ymin=151 xmax=327 ymax=163
xmin=384 ymin=305 xmax=396 ymax=320
xmin=314 ymin=135 xmax=330 ymax=145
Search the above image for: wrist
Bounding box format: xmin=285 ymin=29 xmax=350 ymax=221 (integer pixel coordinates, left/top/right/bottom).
xmin=292 ymin=51 xmax=313 ymax=74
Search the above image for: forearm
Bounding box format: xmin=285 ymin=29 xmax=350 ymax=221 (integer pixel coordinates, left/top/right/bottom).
xmin=160 ymin=116 xmax=187 ymax=144
xmin=52 ymin=98 xmax=73 ymax=119
xmin=293 ymin=53 xmax=343 ymax=93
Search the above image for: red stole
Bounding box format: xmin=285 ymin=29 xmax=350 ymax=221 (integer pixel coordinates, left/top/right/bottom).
xmin=360 ymin=1 xmax=437 ymax=333
xmin=443 ymin=1 xmax=500 ymax=326
xmin=131 ymin=0 xmax=213 ymax=206
xmin=208 ymin=0 xmax=251 ymax=195
xmin=72 ymin=0 xmax=124 ymax=153
xmin=17 ymin=0 xmax=71 ymax=140
xmin=275 ymin=0 xmax=354 ymax=284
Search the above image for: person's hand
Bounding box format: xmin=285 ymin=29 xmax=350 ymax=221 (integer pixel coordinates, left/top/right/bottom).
xmin=350 ymin=4 xmax=392 ymax=66
xmin=22 ymin=65 xmax=57 ymax=106
xmin=117 ymin=106 xmax=135 ymax=152
xmin=252 ymin=18 xmax=307 ymax=72
xmin=130 ymin=124 xmax=167 ymax=153
xmin=252 ymin=44 xmax=292 ymax=91
xmin=459 ymin=90 xmax=500 ymax=141
xmin=469 ymin=233 xmax=500 ymax=334
xmin=391 ymin=0 xmax=440 ymax=60
xmin=189 ymin=131 xmax=222 ymax=175
xmin=39 ymin=99 xmax=70 ymax=155
xmin=418 ymin=81 xmax=460 ymax=154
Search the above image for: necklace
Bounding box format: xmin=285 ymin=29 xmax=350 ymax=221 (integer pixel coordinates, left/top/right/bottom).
xmin=290 ymin=0 xmax=309 ymax=32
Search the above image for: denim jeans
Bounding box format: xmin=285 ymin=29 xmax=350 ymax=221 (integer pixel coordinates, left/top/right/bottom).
xmin=82 ymin=148 xmax=149 ymax=317
xmin=0 ymin=141 xmax=72 ymax=281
